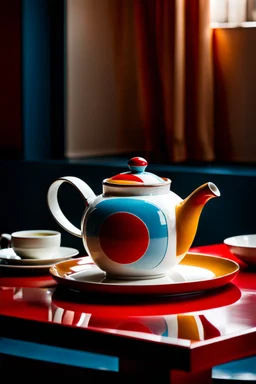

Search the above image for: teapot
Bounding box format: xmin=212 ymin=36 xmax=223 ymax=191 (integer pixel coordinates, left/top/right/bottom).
xmin=47 ymin=157 xmax=220 ymax=279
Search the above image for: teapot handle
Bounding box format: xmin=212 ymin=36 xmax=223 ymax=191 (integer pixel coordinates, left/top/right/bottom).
xmin=47 ymin=176 xmax=96 ymax=238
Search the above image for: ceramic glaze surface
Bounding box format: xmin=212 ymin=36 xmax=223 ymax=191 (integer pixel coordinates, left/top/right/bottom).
xmin=84 ymin=198 xmax=169 ymax=277
xmin=49 ymin=252 xmax=240 ymax=296
xmin=82 ymin=193 xmax=181 ymax=279
xmin=107 ymin=156 xmax=164 ymax=185
xmin=0 ymin=230 xmax=61 ymax=259
xmin=47 ymin=156 xmax=220 ymax=279
xmin=224 ymin=234 xmax=256 ymax=266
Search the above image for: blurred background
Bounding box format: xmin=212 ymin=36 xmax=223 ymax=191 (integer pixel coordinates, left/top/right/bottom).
xmin=1 ymin=0 xmax=256 ymax=253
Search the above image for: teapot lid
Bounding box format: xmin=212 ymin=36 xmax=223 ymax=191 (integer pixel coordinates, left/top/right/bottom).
xmin=104 ymin=157 xmax=169 ymax=186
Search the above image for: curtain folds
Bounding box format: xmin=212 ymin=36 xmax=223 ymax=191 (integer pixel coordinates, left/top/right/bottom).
xmin=110 ymin=0 xmax=215 ymax=163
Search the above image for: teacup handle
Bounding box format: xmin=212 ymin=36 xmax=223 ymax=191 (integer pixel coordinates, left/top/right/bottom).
xmin=47 ymin=176 xmax=96 ymax=238
xmin=0 ymin=233 xmax=12 ymax=249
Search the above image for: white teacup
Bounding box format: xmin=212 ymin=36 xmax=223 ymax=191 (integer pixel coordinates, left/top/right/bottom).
xmin=0 ymin=230 xmax=61 ymax=259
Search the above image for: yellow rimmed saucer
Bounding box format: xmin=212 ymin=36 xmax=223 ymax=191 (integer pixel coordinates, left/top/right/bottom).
xmin=49 ymin=253 xmax=239 ymax=297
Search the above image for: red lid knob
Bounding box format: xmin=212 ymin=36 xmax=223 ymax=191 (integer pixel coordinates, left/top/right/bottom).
xmin=128 ymin=157 xmax=148 ymax=173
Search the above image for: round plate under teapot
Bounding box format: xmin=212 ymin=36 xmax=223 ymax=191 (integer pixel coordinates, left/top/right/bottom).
xmin=49 ymin=253 xmax=239 ymax=297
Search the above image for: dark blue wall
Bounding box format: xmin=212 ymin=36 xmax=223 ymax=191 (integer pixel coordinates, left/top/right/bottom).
xmin=22 ymin=0 xmax=65 ymax=161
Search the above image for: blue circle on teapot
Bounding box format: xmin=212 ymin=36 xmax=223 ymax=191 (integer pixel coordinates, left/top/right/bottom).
xmin=85 ymin=198 xmax=168 ymax=269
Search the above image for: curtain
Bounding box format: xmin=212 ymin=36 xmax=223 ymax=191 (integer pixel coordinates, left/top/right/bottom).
xmin=110 ymin=0 xmax=215 ymax=163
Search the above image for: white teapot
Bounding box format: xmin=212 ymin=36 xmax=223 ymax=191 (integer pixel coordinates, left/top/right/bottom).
xmin=47 ymin=157 xmax=220 ymax=279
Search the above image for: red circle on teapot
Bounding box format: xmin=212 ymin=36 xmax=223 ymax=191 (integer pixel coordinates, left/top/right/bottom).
xmin=99 ymin=213 xmax=149 ymax=264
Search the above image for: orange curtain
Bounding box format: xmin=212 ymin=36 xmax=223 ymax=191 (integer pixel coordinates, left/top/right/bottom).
xmin=110 ymin=0 xmax=215 ymax=163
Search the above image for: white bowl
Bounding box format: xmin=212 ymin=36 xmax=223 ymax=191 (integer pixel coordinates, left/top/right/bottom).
xmin=224 ymin=234 xmax=256 ymax=266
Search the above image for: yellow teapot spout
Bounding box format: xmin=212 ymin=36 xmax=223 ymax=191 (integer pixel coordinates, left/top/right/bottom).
xmin=175 ymin=182 xmax=220 ymax=258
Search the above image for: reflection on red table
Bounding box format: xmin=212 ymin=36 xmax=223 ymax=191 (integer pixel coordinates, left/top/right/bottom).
xmin=1 ymin=243 xmax=256 ymax=379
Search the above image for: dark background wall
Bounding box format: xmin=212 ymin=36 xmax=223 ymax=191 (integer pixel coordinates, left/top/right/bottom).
xmin=0 ymin=1 xmax=22 ymax=158
xmin=1 ymin=158 xmax=255 ymax=256
xmin=0 ymin=1 xmax=255 ymax=257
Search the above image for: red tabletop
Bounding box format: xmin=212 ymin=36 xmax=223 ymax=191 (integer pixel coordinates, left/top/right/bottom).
xmin=1 ymin=244 xmax=256 ymax=383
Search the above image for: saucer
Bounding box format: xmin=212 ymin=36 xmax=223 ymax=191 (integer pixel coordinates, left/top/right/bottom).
xmin=49 ymin=253 xmax=240 ymax=297
xmin=0 ymin=247 xmax=79 ymax=266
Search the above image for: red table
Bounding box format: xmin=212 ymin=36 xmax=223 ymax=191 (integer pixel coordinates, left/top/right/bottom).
xmin=0 ymin=244 xmax=256 ymax=383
